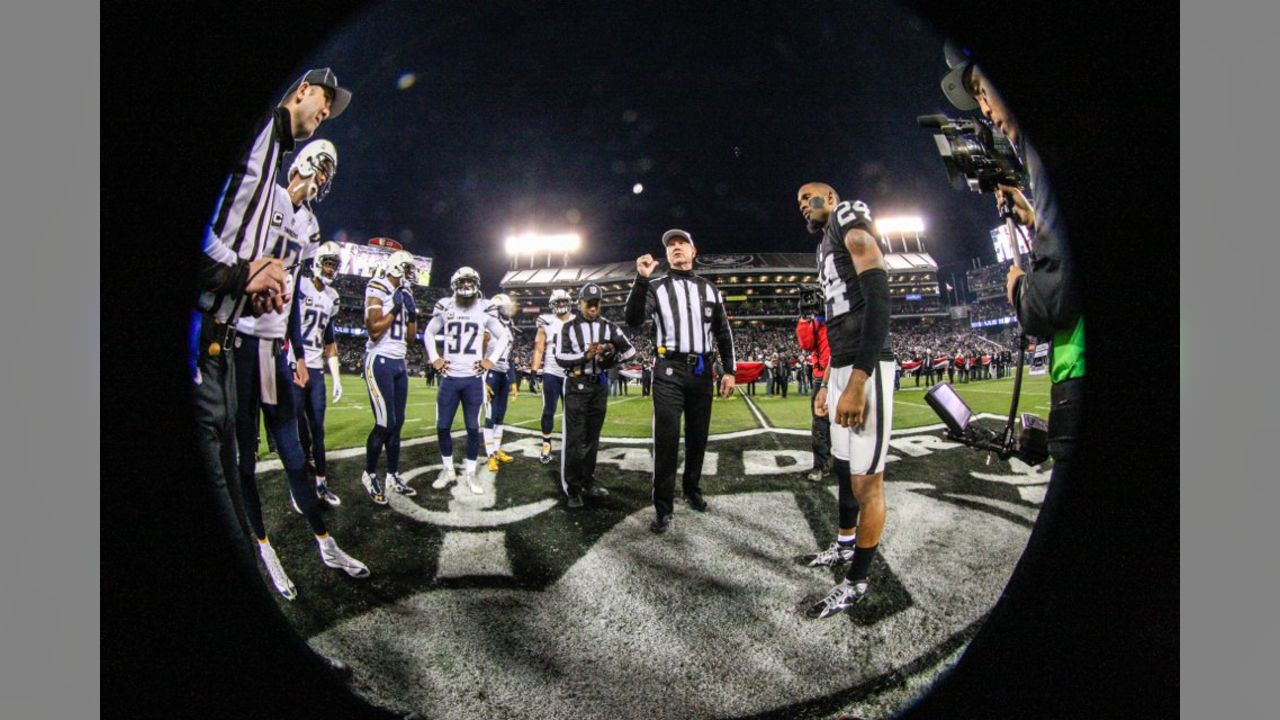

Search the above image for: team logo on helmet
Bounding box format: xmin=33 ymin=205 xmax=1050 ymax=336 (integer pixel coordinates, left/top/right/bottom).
xmin=491 ymin=293 xmax=517 ymax=318
xmin=385 ymin=250 xmax=418 ymax=284
xmin=548 ymin=289 xmax=572 ymax=314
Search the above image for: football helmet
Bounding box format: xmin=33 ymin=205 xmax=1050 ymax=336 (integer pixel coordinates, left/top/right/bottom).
xmin=451 ymin=266 xmax=481 ymax=298
xmin=289 ymin=139 xmax=338 ymax=203
xmin=311 ymin=241 xmax=341 ymax=286
xmin=549 ymin=289 xmax=572 ymax=315
xmin=384 ymin=250 xmax=418 ymax=284
xmin=491 ymin=293 xmax=517 ymax=318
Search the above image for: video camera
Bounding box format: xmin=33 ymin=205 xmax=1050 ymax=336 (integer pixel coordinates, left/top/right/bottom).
xmin=797 ymin=283 xmax=823 ymax=317
xmin=917 ymin=114 xmax=1025 ymax=194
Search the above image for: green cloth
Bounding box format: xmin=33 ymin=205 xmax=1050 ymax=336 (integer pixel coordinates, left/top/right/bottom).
xmin=1050 ymin=316 xmax=1086 ymax=382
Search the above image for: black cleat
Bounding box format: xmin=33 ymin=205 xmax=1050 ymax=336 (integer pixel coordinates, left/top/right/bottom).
xmin=582 ymin=485 xmax=609 ymax=498
xmin=567 ymin=494 xmax=584 ymax=509
xmin=685 ymin=492 xmax=708 ymax=512
xmin=650 ymin=514 xmax=672 ymax=533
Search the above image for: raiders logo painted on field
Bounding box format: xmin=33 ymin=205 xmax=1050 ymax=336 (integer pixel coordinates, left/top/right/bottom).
xmin=259 ymin=418 xmax=1044 ymax=720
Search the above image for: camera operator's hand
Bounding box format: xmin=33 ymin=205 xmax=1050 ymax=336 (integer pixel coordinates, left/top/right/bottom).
xmin=835 ymin=370 xmax=869 ymax=429
xmin=814 ymin=386 xmax=828 ymax=417
xmin=995 ymin=184 xmax=1035 ymax=228
xmin=1006 ymin=265 xmax=1026 ymax=306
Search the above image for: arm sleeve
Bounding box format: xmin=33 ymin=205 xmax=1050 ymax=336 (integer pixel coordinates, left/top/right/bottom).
xmin=555 ymin=323 xmax=587 ymax=368
xmin=484 ymin=315 xmax=510 ymax=363
xmin=197 ymin=253 xmax=250 ymax=296
xmin=287 ymin=288 xmax=305 ymax=359
xmin=710 ymin=289 xmax=736 ymax=373
xmin=424 ymin=312 xmax=444 ymax=362
xmin=612 ymin=324 xmax=637 ymax=361
xmin=624 ymin=276 xmax=653 ymax=327
xmin=852 ymin=268 xmax=891 ymax=376
xmin=322 ymin=307 xmax=336 ymax=346
xmin=1014 ymin=226 xmax=1082 ymax=339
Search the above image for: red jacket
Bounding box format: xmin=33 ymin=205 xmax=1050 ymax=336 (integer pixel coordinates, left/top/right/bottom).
xmin=796 ymin=318 xmax=831 ymax=380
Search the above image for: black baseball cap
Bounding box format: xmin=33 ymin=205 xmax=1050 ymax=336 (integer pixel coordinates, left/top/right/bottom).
xmin=280 ymin=68 xmax=352 ymax=119
xmin=662 ymin=228 xmax=694 ymax=248
xmin=940 ymin=41 xmax=978 ymax=112
xmin=579 ymin=283 xmax=603 ymax=302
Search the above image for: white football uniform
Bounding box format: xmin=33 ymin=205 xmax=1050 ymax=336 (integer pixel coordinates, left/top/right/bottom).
xmin=297 ymin=279 xmax=339 ymax=370
xmin=825 ymin=360 xmax=896 ymax=475
xmin=365 ymin=277 xmax=410 ymax=360
xmin=235 ymin=185 xmax=304 ymax=339
xmin=484 ymin=306 xmax=517 ymax=373
xmin=537 ymin=313 xmax=573 ymax=378
xmin=425 ymin=297 xmax=509 ymax=377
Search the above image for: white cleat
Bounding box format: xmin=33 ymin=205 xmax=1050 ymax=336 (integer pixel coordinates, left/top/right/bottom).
xmin=319 ymin=538 xmax=370 ymax=578
xmin=259 ymin=541 xmax=297 ymax=600
xmin=432 ymin=465 xmax=457 ymax=490
xmin=464 ymin=470 xmax=483 ymax=494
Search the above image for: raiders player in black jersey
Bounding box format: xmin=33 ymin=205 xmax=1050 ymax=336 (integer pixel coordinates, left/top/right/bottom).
xmin=796 ymin=182 xmax=895 ymax=620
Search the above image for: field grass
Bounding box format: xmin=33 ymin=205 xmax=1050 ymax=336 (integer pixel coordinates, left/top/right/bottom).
xmin=257 ymin=371 xmax=1053 ymax=457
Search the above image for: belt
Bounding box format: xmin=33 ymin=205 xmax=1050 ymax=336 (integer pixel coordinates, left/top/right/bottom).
xmin=198 ymin=312 xmax=238 ymax=358
xmin=657 ymin=351 xmax=711 ymax=366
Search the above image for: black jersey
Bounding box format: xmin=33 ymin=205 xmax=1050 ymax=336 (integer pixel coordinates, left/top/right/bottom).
xmin=817 ymin=199 xmax=894 ymax=367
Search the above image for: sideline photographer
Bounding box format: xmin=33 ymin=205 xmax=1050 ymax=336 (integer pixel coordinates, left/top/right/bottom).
xmin=939 ymin=49 xmax=1085 ymax=490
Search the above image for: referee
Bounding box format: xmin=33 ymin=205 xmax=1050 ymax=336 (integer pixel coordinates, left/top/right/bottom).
xmin=555 ymin=283 xmax=637 ymax=508
xmin=625 ymin=229 xmax=737 ymax=534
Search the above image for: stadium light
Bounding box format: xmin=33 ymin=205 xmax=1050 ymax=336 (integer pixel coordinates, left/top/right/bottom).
xmin=876 ymin=216 xmax=926 ymax=236
xmin=504 ymin=232 xmax=582 ymax=255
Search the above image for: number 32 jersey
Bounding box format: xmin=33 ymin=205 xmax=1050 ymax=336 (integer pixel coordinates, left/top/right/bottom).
xmin=424 ymin=297 xmax=510 ymax=377
xmin=817 ymin=198 xmax=893 ymax=366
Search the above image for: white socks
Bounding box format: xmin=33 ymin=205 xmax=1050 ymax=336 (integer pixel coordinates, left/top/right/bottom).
xmin=464 ymin=458 xmax=477 ymax=474
xmin=483 ymin=427 xmax=494 ymax=455
xmin=440 ymin=455 xmax=454 ymax=473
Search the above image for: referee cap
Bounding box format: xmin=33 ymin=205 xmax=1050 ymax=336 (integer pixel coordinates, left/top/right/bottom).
xmin=661 ymin=228 xmax=694 ymax=248
xmin=579 ymin=283 xmax=604 ymax=302
xmin=281 ymin=68 xmax=353 ymax=119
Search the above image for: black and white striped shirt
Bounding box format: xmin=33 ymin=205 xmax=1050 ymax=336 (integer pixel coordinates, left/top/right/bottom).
xmin=624 ymin=269 xmax=736 ymax=372
xmin=197 ymin=106 xmax=296 ymax=323
xmin=554 ymin=316 xmax=636 ymax=377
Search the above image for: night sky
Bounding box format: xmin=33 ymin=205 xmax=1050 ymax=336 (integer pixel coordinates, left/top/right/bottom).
xmin=289 ymin=0 xmax=1000 ymax=290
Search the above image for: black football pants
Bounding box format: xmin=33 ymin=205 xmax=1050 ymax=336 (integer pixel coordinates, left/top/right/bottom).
xmin=561 ymin=374 xmax=610 ymax=497
xmin=651 ymin=359 xmax=714 ymax=518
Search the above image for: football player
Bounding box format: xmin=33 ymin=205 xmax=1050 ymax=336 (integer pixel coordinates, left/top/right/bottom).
xmin=232 ymin=143 xmax=369 ymax=601
xmin=423 ymin=267 xmax=510 ymax=493
xmin=482 ymin=293 xmax=520 ymax=472
xmin=798 ymin=182 xmax=894 ymax=620
xmin=359 ymin=250 xmax=420 ymax=503
xmin=530 ymin=289 xmax=574 ymax=464
xmin=294 ymin=240 xmax=343 ymax=507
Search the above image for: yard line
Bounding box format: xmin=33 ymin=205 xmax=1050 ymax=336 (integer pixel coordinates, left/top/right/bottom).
xmin=739 ymin=392 xmax=771 ymax=429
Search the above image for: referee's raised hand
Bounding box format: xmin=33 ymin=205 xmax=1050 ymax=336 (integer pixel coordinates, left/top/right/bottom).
xmin=636 ymin=254 xmax=660 ymax=278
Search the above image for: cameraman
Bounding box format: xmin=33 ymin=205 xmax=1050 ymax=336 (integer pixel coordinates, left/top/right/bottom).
xmin=940 ymin=52 xmax=1085 ymax=483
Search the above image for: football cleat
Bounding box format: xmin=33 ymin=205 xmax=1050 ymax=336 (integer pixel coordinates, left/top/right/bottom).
xmin=540 ymin=443 xmax=552 ymax=465
xmin=805 ymin=578 xmax=870 ymax=620
xmin=259 ymin=542 xmax=297 ymax=601
xmin=315 ymin=479 xmax=342 ymax=507
xmin=495 ymin=449 xmax=515 ymax=464
xmin=684 ymin=492 xmax=708 ymax=513
xmin=387 ymin=472 xmax=417 ymax=497
xmin=650 ymin=514 xmax=673 ymax=534
xmin=361 ymin=471 xmax=387 ymax=505
xmin=432 ymin=465 xmax=456 ymax=490
xmin=319 ymin=539 xmax=370 ymax=578
xmin=486 ymin=455 xmax=500 ymax=473
xmin=799 ymin=542 xmax=856 ymax=568
xmin=582 ymin=485 xmax=609 ymax=498
xmin=566 ymin=494 xmax=584 ymax=509
xmin=463 ymin=470 xmax=483 ymax=495
xmin=806 ymin=468 xmax=825 ymax=482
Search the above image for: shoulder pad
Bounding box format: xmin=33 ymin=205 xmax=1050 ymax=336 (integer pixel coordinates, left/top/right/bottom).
xmin=368 ymin=280 xmax=391 ymax=294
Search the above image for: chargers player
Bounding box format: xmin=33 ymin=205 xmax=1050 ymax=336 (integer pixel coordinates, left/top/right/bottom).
xmin=359 ymin=250 xmax=420 ymax=504
xmin=294 ymin=240 xmax=343 ymax=507
xmin=531 ymin=289 xmax=574 ymax=464
xmin=424 ymin=267 xmax=510 ymax=493
xmin=483 ymin=293 xmax=520 ymax=472
xmin=233 ymin=141 xmax=368 ymax=600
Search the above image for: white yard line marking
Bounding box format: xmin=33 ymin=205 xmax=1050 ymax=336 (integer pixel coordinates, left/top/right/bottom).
xmin=739 ymin=392 xmax=771 ymax=429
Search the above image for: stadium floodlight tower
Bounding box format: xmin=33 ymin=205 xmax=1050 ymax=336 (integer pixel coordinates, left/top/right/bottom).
xmin=504 ymin=232 xmax=583 ymax=269
xmin=875 ymin=216 xmax=927 ymax=254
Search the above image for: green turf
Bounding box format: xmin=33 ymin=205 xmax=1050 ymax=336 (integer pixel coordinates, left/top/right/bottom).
xmin=259 ymin=371 xmax=1053 ymax=457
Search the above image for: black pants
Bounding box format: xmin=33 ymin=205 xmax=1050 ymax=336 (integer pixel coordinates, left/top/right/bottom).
xmin=193 ymin=320 xmax=254 ymax=557
xmin=651 ymin=359 xmax=714 ymax=518
xmin=561 ymin=374 xmax=610 ymax=497
xmin=810 ymin=380 xmax=831 ymax=471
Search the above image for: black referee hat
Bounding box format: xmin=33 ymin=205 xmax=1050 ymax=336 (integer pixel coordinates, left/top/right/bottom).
xmin=579 ymin=283 xmax=603 ymax=302
xmin=281 ymin=68 xmax=352 ymax=119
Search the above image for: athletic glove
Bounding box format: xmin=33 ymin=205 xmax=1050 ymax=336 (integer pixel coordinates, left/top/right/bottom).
xmin=327 ymin=355 xmax=343 ymax=402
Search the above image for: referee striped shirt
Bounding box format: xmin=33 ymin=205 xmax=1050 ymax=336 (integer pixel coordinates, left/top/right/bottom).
xmin=197 ymin=106 xmax=296 ymax=322
xmin=624 ymin=269 xmax=736 ymax=372
xmin=555 ymin=316 xmax=637 ymax=376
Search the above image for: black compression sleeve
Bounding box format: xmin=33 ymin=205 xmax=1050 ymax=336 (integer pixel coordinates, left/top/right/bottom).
xmin=853 ymin=268 xmax=890 ymax=376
